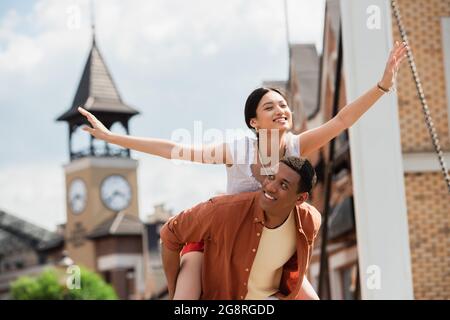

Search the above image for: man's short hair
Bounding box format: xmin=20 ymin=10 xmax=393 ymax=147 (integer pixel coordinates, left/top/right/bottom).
xmin=280 ymin=156 xmax=317 ymax=193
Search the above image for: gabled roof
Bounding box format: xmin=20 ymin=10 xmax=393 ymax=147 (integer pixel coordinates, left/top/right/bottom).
xmin=289 ymin=43 xmax=320 ymax=119
xmin=57 ymin=39 xmax=139 ymax=122
xmin=87 ymin=212 xmax=143 ymax=239
xmin=0 ymin=209 xmax=62 ymax=254
xmin=261 ymin=80 xmax=287 ymax=91
xmin=146 ymin=204 xmax=172 ymax=225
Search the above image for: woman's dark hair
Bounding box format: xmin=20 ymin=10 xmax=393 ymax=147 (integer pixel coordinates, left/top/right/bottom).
xmin=280 ymin=156 xmax=317 ymax=194
xmin=244 ymin=87 xmax=288 ymax=131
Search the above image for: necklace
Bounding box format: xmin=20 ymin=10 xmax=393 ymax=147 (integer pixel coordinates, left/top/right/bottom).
xmin=258 ymin=149 xmax=273 ymax=176
xmin=257 ymin=139 xmax=287 ymax=176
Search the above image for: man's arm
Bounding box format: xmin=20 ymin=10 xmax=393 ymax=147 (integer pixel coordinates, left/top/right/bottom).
xmin=159 ymin=198 xmax=217 ymax=299
xmin=296 ymin=203 xmax=322 ymax=300
xmin=161 ymin=244 xmax=181 ymax=299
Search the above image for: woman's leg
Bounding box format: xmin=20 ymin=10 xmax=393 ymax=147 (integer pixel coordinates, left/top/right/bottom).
xmin=173 ymin=251 xmax=203 ymax=300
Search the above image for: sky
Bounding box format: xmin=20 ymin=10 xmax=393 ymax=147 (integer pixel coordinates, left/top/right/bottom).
xmin=0 ymin=0 xmax=325 ymax=231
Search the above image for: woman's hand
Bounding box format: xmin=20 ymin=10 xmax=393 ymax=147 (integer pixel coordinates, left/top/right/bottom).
xmin=78 ymin=106 xmax=113 ymax=142
xmin=379 ymin=40 xmax=409 ymax=90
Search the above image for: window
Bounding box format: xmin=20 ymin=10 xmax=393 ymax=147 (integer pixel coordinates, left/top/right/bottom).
xmin=329 ymin=246 xmax=359 ymax=299
xmin=15 ymin=261 xmax=24 ymax=270
xmin=103 ymin=271 xmax=111 ymax=283
xmin=339 ymin=263 xmax=359 ymax=300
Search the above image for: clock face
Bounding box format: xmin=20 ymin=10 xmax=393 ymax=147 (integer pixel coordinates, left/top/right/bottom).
xmin=100 ymin=175 xmax=132 ymax=212
xmin=68 ymin=178 xmax=87 ymax=214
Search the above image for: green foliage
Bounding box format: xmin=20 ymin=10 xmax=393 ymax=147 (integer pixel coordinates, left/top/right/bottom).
xmin=10 ymin=269 xmax=63 ymax=300
xmin=66 ymin=267 xmax=117 ymax=300
xmin=10 ymin=267 xmax=118 ymax=300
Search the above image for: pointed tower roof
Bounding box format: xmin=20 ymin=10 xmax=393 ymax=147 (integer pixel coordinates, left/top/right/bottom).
xmin=87 ymin=212 xmax=143 ymax=239
xmin=57 ymin=38 xmax=139 ymax=122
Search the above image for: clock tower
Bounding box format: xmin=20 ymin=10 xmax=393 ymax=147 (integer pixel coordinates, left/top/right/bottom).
xmin=56 ymin=30 xmax=140 ymax=271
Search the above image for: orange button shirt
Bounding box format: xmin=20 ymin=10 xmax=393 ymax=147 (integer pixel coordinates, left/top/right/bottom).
xmin=160 ymin=191 xmax=321 ymax=300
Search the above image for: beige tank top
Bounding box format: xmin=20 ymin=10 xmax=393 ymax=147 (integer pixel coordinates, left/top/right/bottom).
xmin=245 ymin=210 xmax=297 ymax=300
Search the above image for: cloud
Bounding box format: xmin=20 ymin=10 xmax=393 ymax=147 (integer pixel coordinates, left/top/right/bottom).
xmin=287 ymin=0 xmax=325 ymax=49
xmin=0 ymin=156 xmax=226 ymax=231
xmin=0 ymin=0 xmax=294 ymax=165
xmin=135 ymin=155 xmax=226 ymax=218
xmin=0 ymin=0 xmax=325 ymax=230
xmin=0 ymin=161 xmax=66 ymax=231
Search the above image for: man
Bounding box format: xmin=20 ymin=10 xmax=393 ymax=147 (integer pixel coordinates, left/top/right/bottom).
xmin=160 ymin=156 xmax=321 ymax=300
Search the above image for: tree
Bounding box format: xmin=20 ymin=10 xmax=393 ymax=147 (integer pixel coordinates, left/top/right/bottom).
xmin=66 ymin=266 xmax=117 ymax=300
xmin=11 ymin=267 xmax=118 ymax=300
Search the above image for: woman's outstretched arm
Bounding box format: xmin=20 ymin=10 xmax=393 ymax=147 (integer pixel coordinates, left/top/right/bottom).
xmin=78 ymin=106 xmax=230 ymax=164
xmin=298 ymin=41 xmax=408 ymax=157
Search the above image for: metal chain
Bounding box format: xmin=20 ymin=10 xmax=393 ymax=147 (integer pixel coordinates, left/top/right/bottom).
xmin=391 ymin=0 xmax=450 ymax=193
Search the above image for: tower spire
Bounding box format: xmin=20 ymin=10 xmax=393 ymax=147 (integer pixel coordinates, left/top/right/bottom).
xmin=90 ymin=0 xmax=96 ymax=44
xmin=284 ymin=0 xmax=291 ymax=56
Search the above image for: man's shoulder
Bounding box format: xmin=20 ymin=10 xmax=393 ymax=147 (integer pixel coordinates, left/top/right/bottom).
xmin=182 ymin=192 xmax=257 ymax=224
xmin=177 ymin=192 xmax=258 ymax=219
xmin=297 ymin=202 xmax=322 ymax=240
xmin=299 ymin=202 xmax=321 ymax=219
xmin=208 ymin=191 xmax=258 ymax=208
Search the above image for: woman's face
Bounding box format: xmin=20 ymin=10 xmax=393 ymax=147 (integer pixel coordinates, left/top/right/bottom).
xmin=251 ymin=90 xmax=292 ymax=132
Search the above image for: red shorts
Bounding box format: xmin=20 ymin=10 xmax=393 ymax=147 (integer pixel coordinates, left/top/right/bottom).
xmin=181 ymin=241 xmax=204 ymax=256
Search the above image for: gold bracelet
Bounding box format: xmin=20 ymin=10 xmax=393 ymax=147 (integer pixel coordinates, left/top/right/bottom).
xmin=377 ymin=82 xmax=390 ymax=93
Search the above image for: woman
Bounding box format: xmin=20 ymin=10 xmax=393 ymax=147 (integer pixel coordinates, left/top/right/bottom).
xmin=79 ymin=41 xmax=408 ymax=299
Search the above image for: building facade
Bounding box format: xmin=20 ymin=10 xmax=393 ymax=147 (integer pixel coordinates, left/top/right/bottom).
xmin=0 ymin=28 xmax=171 ymax=300
xmin=285 ymin=0 xmax=449 ymax=299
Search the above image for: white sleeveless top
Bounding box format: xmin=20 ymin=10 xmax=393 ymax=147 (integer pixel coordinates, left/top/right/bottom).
xmin=225 ymin=132 xmax=300 ymax=194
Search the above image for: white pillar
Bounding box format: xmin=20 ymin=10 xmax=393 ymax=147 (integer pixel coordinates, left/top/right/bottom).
xmin=340 ymin=0 xmax=414 ymax=299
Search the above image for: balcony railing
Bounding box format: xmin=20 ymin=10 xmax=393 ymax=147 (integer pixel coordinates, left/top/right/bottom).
xmin=70 ymin=148 xmax=129 ymax=160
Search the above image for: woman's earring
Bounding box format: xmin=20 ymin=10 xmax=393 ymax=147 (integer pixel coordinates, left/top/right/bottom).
xmin=255 ymin=128 xmax=259 ymax=133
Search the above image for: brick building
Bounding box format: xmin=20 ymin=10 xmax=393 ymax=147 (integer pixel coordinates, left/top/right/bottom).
xmin=0 ymin=26 xmax=171 ymax=300
xmin=280 ymin=0 xmax=449 ymax=299
xmin=392 ymin=0 xmax=450 ymax=300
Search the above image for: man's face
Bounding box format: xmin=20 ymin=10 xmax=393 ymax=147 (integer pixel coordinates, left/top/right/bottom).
xmin=258 ymin=162 xmax=307 ymax=213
